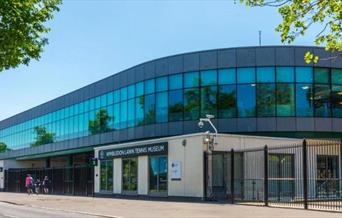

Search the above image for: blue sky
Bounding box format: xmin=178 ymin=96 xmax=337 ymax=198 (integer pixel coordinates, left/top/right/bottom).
xmin=0 ymin=1 xmax=321 ymax=121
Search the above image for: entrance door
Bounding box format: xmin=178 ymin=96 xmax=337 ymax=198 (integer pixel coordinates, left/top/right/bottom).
xmin=316 ymin=155 xmax=339 ymax=198
xmin=122 ymin=157 xmax=138 ymax=194
xmin=149 ymin=156 xmax=168 ymax=195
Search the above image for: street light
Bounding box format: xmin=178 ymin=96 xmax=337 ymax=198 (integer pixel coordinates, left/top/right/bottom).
xmin=198 ymin=114 xmax=218 ymax=147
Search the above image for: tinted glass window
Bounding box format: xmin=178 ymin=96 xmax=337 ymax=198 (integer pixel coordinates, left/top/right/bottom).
xmin=95 ymin=96 xmax=101 ymax=109
xmin=314 ymin=85 xmax=331 ymax=117
xmin=296 ymin=67 xmax=313 ymax=83
xmin=169 ymin=74 xmax=183 ymax=90
xmin=107 ymin=92 xmax=114 ymax=105
xmin=156 ymin=76 xmax=168 ymax=92
xmin=201 ymin=70 xmax=217 ymax=86
xmin=332 ymin=85 xmax=342 ymax=117
xmin=201 ymin=86 xmax=217 ymax=117
xmin=120 ymin=87 xmax=128 ymax=101
xmin=184 ymin=88 xmax=200 ymax=120
xmin=276 ymin=67 xmax=294 ymax=83
xmin=257 ymin=84 xmax=276 ymax=117
xmin=257 ymin=67 xmax=275 ymax=83
xmin=184 ymin=72 xmax=199 ymax=88
xmin=113 ymin=103 xmax=120 ymax=129
xmin=114 ymin=90 xmax=120 ymax=103
xmin=218 ymin=85 xmax=236 ymax=118
xmin=296 ymin=84 xmax=313 ymax=116
xmin=332 ymin=69 xmax=342 ymax=84
xmin=145 ymin=79 xmax=155 ymax=94
xmin=237 ymin=68 xmax=255 ymax=84
xmin=156 ymin=92 xmax=168 ymax=123
xmin=120 ymin=101 xmax=127 ymax=128
xmin=135 ymin=82 xmax=144 ymax=97
xmin=237 ymin=84 xmax=256 ymax=117
xmin=135 ymin=96 xmax=144 ymax=126
xmin=128 ymin=85 xmax=135 ymax=99
xmin=314 ymin=68 xmax=329 ymax=84
xmin=144 ymin=94 xmax=155 ymax=124
xmin=276 ymin=84 xmax=295 ymax=116
xmin=127 ymin=99 xmax=135 ymax=127
xmin=168 ymin=90 xmax=183 ymax=121
xmin=218 ymin=69 xmax=235 ymax=85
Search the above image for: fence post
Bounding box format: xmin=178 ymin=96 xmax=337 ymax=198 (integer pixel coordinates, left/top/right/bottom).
xmin=302 ymin=139 xmax=308 ymax=209
xmin=264 ymin=145 xmax=268 ymax=206
xmin=230 ymin=148 xmax=235 ymax=204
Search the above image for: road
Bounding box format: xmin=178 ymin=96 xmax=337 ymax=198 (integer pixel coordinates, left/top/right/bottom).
xmin=0 ymin=201 xmax=102 ymax=218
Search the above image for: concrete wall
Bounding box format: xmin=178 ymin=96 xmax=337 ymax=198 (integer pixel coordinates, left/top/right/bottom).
xmin=113 ymin=158 xmax=122 ymax=194
xmin=138 ymin=156 xmax=148 ymax=195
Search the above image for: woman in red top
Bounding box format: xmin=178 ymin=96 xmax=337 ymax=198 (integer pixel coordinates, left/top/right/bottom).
xmin=25 ymin=174 xmax=33 ymax=195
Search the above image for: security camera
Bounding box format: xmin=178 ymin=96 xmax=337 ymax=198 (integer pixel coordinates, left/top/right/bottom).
xmin=198 ymin=121 xmax=204 ymax=128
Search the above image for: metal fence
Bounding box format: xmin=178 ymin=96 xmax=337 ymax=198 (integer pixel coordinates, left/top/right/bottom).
xmin=205 ymin=139 xmax=342 ymax=212
xmin=4 ymin=165 xmax=94 ymax=196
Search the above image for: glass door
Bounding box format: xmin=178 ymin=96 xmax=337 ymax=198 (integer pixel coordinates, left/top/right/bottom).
xmin=149 ymin=156 xmax=168 ymax=194
xmin=122 ymin=157 xmax=138 ymax=193
xmin=316 ymin=155 xmax=339 ymax=198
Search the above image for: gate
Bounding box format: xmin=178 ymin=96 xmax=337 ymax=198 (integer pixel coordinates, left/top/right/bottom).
xmin=4 ymin=165 xmax=94 ymax=196
xmin=205 ymin=139 xmax=342 ymax=212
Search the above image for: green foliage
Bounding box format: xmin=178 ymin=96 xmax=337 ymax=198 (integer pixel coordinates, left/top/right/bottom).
xmin=0 ymin=0 xmax=62 ymax=71
xmin=0 ymin=142 xmax=8 ymax=152
xmin=88 ymin=109 xmax=112 ymax=135
xmin=31 ymin=126 xmax=55 ymax=147
xmin=240 ymin=0 xmax=342 ymax=63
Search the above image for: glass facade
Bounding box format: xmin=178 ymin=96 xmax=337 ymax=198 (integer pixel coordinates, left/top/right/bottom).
xmin=1 ymin=67 xmax=342 ymax=150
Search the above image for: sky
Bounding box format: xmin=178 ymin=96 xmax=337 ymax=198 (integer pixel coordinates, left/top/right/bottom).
xmin=0 ymin=0 xmax=322 ymax=121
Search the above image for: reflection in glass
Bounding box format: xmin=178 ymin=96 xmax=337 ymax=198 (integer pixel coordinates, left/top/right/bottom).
xmin=184 ymin=88 xmax=200 ymax=120
xmin=218 ymin=68 xmax=235 ymax=85
xmin=122 ymin=158 xmax=138 ymax=192
xmin=156 ymin=77 xmax=168 ymax=92
xmin=237 ymin=68 xmax=255 ymax=84
xmin=331 ymin=69 xmax=342 ymax=84
xmin=218 ymin=85 xmax=236 ymax=118
xmin=100 ymin=160 xmax=113 ymax=192
xmin=257 ymin=67 xmax=275 ymax=83
xmin=169 ymin=74 xmax=183 ymax=90
xmin=331 ymin=85 xmax=342 ymax=117
xmin=201 ymin=86 xmax=217 ymax=117
xmin=144 ymin=94 xmax=155 ymax=124
xmin=276 ymin=67 xmax=294 ymax=83
xmin=145 ymin=79 xmax=155 ymax=94
xmin=184 ymin=72 xmax=199 ymax=88
xmin=156 ymin=92 xmax=168 ymax=123
xmin=149 ymin=156 xmax=167 ymax=192
xmin=127 ymin=99 xmax=135 ymax=127
xmin=169 ymin=90 xmax=183 ymax=121
xmin=201 ymin=70 xmax=217 ymax=86
xmin=296 ymin=84 xmax=313 ymax=116
xmin=237 ymin=84 xmax=256 ymax=117
xmin=296 ymin=67 xmax=313 ymax=83
xmin=314 ymin=68 xmax=330 ymax=84
xmin=135 ymin=96 xmax=144 ymax=126
xmin=314 ymin=85 xmax=331 ymax=117
xmin=276 ymin=84 xmax=295 ymax=116
xmin=257 ymin=84 xmax=276 ymax=117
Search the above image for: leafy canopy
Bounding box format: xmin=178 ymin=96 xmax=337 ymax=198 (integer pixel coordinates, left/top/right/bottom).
xmin=240 ymin=0 xmax=342 ymax=63
xmin=0 ymin=0 xmax=62 ymax=72
xmin=0 ymin=142 xmax=8 ymax=152
xmin=89 ymin=109 xmax=112 ymax=135
xmin=31 ymin=126 xmax=55 ymax=147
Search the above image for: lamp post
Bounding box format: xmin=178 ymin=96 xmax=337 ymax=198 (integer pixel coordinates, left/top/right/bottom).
xmin=198 ymin=114 xmax=218 ymax=200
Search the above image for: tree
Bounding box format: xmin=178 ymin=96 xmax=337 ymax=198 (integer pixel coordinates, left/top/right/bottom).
xmin=240 ymin=0 xmax=341 ymax=63
xmin=0 ymin=0 xmax=62 ymax=72
xmin=89 ymin=109 xmax=112 ymax=135
xmin=0 ymin=142 xmax=8 ymax=153
xmin=31 ymin=126 xmax=55 ymax=147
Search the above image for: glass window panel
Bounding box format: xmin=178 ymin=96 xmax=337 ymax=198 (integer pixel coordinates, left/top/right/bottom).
xmin=314 ymin=68 xmax=330 ymax=84
xmin=237 ymin=84 xmax=256 ymax=117
xmin=135 ymin=96 xmax=144 ymax=126
xmin=218 ymin=85 xmax=236 ymax=118
xmin=127 ymin=99 xmax=135 ymax=127
xmin=257 ymin=84 xmax=276 ymax=117
xmin=257 ymin=67 xmax=275 ymax=83
xmin=113 ymin=103 xmax=120 ymax=129
xmin=296 ymin=84 xmax=313 ymax=116
xmin=314 ymin=84 xmax=331 ymax=117
xmin=169 ymin=74 xmax=183 ymax=90
xmin=276 ymin=84 xmax=295 ymax=116
xmin=168 ymin=90 xmax=183 ymax=121
xmin=144 ymin=94 xmax=155 ymax=125
xmin=120 ymin=87 xmax=128 ymax=101
xmin=145 ymin=79 xmax=155 ymax=94
xmin=332 ymin=69 xmax=342 ymax=84
xmin=156 ymin=92 xmax=168 ymax=123
xmin=201 ymin=86 xmax=217 ymax=117
xmin=128 ymin=85 xmax=135 ymax=99
xmin=296 ymin=67 xmax=313 ymax=83
xmin=107 ymin=92 xmax=114 ymax=105
xmin=156 ymin=77 xmax=168 ymax=92
xmin=276 ymin=67 xmax=294 ymax=83
xmin=95 ymin=96 xmax=101 ymax=109
xmin=101 ymin=94 xmax=107 ymax=108
xmin=184 ymin=72 xmax=199 ymax=88
xmin=201 ymin=70 xmax=217 ymax=86
xmin=332 ymin=85 xmax=342 ymax=118
xmin=184 ymin=88 xmax=200 ymax=120
xmin=135 ymin=82 xmax=144 ymax=97
xmin=120 ymin=101 xmax=127 ymax=128
xmin=237 ymin=68 xmax=255 ymax=84
xmin=114 ymin=90 xmax=120 ymax=103
xmin=218 ymin=69 xmax=236 ymax=85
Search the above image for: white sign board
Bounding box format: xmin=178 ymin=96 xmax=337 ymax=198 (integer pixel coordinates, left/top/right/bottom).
xmin=171 ymin=161 xmax=182 ymax=180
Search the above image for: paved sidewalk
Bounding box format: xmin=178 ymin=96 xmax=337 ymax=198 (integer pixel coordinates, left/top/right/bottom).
xmin=0 ymin=192 xmax=341 ymax=218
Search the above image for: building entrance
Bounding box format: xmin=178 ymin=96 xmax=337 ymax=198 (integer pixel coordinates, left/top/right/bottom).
xmin=149 ymin=155 xmax=167 ymax=195
xmin=122 ymin=157 xmax=138 ymax=194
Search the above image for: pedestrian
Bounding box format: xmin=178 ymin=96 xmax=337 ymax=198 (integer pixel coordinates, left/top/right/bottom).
xmin=43 ymin=176 xmax=50 ymax=194
xmin=34 ymin=178 xmax=41 ymax=194
xmin=25 ymin=174 xmax=33 ymax=195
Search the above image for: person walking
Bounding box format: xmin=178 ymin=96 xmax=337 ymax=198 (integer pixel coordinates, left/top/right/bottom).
xmin=25 ymin=174 xmax=33 ymax=195
xmin=43 ymin=176 xmax=50 ymax=194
